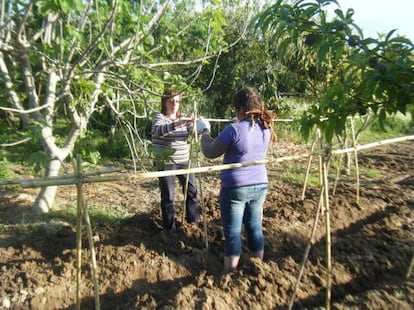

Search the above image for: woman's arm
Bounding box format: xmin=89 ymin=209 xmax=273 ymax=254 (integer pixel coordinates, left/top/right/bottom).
xmin=200 ymin=133 xmax=228 ymax=159
xmin=152 ymin=113 xmax=190 ymax=138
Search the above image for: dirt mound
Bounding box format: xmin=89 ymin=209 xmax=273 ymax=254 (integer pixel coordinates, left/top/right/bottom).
xmin=1 ymin=142 xmax=413 ymax=309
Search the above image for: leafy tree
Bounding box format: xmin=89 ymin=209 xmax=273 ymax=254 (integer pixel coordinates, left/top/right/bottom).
xmin=194 ymin=0 xmax=281 ymax=119
xmin=0 ymin=0 xmax=227 ymax=213
xmin=255 ymin=0 xmax=414 ymax=142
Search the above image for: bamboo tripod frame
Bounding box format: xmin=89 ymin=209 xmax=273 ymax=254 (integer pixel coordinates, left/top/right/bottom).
xmin=1 ymin=134 xmax=413 ymax=310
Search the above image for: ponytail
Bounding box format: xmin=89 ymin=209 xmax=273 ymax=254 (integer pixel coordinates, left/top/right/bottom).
xmin=234 ymin=87 xmax=276 ymax=141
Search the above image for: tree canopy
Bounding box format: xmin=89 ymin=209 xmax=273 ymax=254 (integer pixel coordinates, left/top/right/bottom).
xmin=0 ymin=0 xmax=230 ymax=212
xmin=255 ymin=0 xmax=414 ymax=142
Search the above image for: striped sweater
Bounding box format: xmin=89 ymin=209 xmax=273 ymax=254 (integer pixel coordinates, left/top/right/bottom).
xmin=151 ymin=112 xmax=193 ymax=164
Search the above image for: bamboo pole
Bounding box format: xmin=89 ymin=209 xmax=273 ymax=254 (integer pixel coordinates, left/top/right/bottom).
xmin=0 ymin=167 xmax=122 ymax=186
xmin=332 ymin=135 xmax=414 ymax=155
xmin=331 ymin=152 xmax=343 ymax=196
xmin=406 ymin=254 xmax=414 ymax=280
xmin=194 ymin=133 xmax=208 ymax=250
xmin=322 ymin=154 xmax=332 ymax=310
xmin=4 ymin=135 xmax=414 ymax=189
xmin=74 ymin=159 xmax=83 ymax=310
xmin=19 ymin=159 xmax=270 ymax=188
xmin=75 ymin=156 xmax=101 ymax=309
xmin=350 ymin=117 xmax=360 ymax=204
xmin=288 ymin=186 xmax=324 ymax=310
xmin=332 ymin=125 xmax=348 ymax=196
xmin=181 ymin=105 xmax=198 ymax=224
xmin=288 ymin=139 xmax=325 ymax=309
xmin=82 ymin=199 xmax=100 ymax=310
xmin=77 ymin=157 xmax=100 ymax=310
xmin=182 ymin=151 xmax=191 ymax=224
xmin=301 ymin=128 xmax=319 ymax=200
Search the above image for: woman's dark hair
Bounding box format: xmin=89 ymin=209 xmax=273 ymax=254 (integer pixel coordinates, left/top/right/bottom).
xmin=161 ymin=88 xmax=182 ymax=117
xmin=233 ymin=87 xmax=275 ymax=139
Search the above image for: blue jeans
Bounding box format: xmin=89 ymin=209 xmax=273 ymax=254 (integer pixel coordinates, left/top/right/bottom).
xmin=158 ymin=163 xmax=199 ymax=230
xmin=219 ymin=184 xmax=268 ymax=257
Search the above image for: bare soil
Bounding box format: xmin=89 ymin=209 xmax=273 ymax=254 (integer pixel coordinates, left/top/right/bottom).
xmin=1 ymin=141 xmax=413 ymax=309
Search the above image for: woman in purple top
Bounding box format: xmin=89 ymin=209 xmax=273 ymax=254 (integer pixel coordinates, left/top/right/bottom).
xmin=198 ymin=87 xmax=274 ymax=273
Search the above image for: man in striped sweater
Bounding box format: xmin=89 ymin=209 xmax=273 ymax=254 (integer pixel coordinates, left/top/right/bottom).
xmin=151 ymin=88 xmax=200 ymax=231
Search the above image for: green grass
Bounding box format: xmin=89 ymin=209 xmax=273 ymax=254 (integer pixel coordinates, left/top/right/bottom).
xmin=364 ymin=168 xmax=382 ymax=179
xmin=49 ymin=203 xmax=134 ymax=226
xmin=357 ymin=112 xmax=413 ymax=144
xmin=0 ymin=203 xmax=134 ymax=240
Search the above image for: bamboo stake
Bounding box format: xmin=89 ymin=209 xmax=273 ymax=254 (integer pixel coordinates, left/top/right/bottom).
xmin=82 ymin=201 xmax=101 ymax=310
xmin=406 ymin=254 xmax=414 ymax=279
xmin=74 ymin=156 xmax=101 ymax=309
xmin=74 ymin=159 xmax=83 ymax=310
xmin=350 ymin=117 xmax=360 ymax=204
xmin=288 ymin=140 xmax=325 ymax=309
xmin=322 ymin=154 xmax=332 ymax=310
xmin=77 ymin=157 xmax=101 ymax=310
xmin=288 ymin=186 xmax=324 ymax=310
xmin=182 ymin=151 xmax=191 ymax=224
xmin=194 ymin=132 xmax=208 ymax=250
xmin=332 ymin=124 xmax=348 ymax=196
xmin=301 ymin=128 xmax=319 ymax=200
xmin=182 ymin=106 xmax=198 ymax=224
xmin=331 ymin=152 xmax=343 ymax=196
xmin=190 ymin=103 xmax=208 ymax=249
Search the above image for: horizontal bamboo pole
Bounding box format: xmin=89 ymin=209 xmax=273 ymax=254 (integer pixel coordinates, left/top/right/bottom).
xmin=0 ymin=167 xmax=122 ymax=186
xmin=3 ymin=135 xmax=413 ymax=189
xmin=331 ymin=135 xmax=414 ymax=155
xmin=195 ymin=117 xmax=296 ymax=123
xmin=19 ymin=160 xmax=271 ymax=188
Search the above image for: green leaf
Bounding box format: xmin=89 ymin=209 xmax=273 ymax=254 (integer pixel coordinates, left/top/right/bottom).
xmin=317 ymin=41 xmax=330 ymax=61
xmin=29 ymin=151 xmax=48 ymax=175
xmin=324 ymin=118 xmax=335 ymax=143
xmin=36 ymin=0 xmax=60 ymax=15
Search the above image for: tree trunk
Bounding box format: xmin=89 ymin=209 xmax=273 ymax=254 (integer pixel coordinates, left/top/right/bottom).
xmin=32 ymin=124 xmax=84 ymax=213
xmin=32 ymin=158 xmax=62 ymax=213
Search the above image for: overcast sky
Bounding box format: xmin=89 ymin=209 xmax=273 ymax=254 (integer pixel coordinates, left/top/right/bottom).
xmin=329 ymin=0 xmax=414 ymax=41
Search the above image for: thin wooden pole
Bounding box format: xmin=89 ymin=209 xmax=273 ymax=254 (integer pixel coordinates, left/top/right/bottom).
xmin=0 ymin=167 xmax=122 ymax=186
xmin=74 ymin=159 xmax=83 ymax=310
xmin=288 ymin=185 xmax=324 ymax=309
xmin=182 ymin=107 xmax=198 ymax=224
xmin=406 ymin=254 xmax=414 ymax=280
xmin=194 ymin=134 xmax=208 ymax=249
xmin=322 ymin=154 xmax=332 ymax=310
xmin=77 ymin=157 xmax=100 ymax=310
xmin=9 ymin=134 xmax=413 ymax=189
xmin=301 ymin=128 xmax=319 ymax=200
xmin=82 ymin=202 xmax=100 ymax=309
xmin=182 ymin=150 xmax=191 ymax=224
xmin=350 ymin=117 xmax=360 ymax=204
xmin=189 ymin=103 xmax=208 ymax=249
